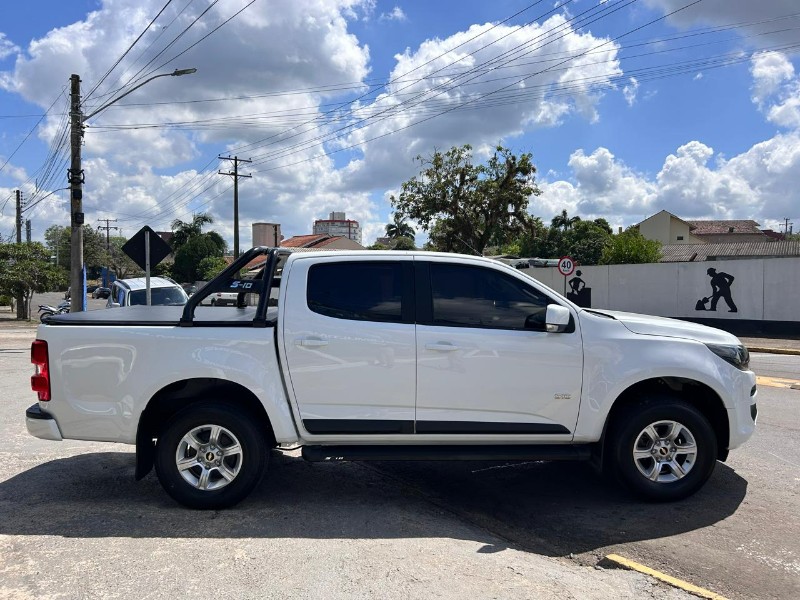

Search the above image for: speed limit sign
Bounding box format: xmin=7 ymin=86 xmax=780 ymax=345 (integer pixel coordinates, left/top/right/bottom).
xmin=557 ymin=256 xmax=576 ymax=277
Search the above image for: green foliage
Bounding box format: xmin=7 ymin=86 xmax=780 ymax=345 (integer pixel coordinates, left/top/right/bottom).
xmin=367 ymin=242 xmax=390 ymax=250
xmin=44 ymin=224 xmax=110 ymax=273
xmin=600 ymin=227 xmax=662 ymax=265
xmin=385 ymin=213 xmax=415 ymax=239
xmin=391 ymin=145 xmax=540 ymax=255
xmin=173 ymin=236 xmax=226 ymax=282
xmin=198 ymin=256 xmax=228 ymax=281
xmin=0 ymin=243 xmax=65 ymax=319
xmin=391 ymin=237 xmax=416 ymax=250
xmin=171 ymin=213 xmax=217 ymax=252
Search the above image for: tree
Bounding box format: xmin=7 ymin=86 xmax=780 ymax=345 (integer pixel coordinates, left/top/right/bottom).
xmin=600 ymin=227 xmax=662 ymax=265
xmin=391 ymin=145 xmax=540 ymax=255
xmin=391 ymin=237 xmax=416 ymax=251
xmin=551 ymin=209 xmax=580 ymax=231
xmin=107 ymin=236 xmax=143 ymax=279
xmin=0 ymin=243 xmax=65 ymax=319
xmin=171 ymin=213 xmax=215 ymax=252
xmin=385 ymin=213 xmax=415 ymax=240
xmin=563 ymin=220 xmax=612 ymax=266
xmin=198 ymin=256 xmax=228 ymax=281
xmin=44 ymin=224 xmax=109 ymax=275
xmin=173 ymin=236 xmax=226 ymax=282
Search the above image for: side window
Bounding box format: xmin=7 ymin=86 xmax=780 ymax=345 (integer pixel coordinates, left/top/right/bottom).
xmin=430 ymin=263 xmax=550 ymax=330
xmin=307 ymin=261 xmax=405 ymax=323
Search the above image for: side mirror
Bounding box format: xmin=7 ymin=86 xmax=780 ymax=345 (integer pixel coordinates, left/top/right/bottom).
xmin=545 ymin=304 xmax=570 ymax=333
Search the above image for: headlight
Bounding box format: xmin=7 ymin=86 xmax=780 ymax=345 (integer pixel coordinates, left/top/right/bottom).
xmin=706 ymin=343 xmax=750 ymax=370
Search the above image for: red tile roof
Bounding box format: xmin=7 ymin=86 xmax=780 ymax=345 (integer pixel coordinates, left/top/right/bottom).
xmin=280 ymin=234 xmax=329 ymax=248
xmin=685 ymin=220 xmax=762 ymax=235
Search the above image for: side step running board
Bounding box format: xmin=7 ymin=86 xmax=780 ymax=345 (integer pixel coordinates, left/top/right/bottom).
xmin=301 ymin=444 xmax=592 ymax=462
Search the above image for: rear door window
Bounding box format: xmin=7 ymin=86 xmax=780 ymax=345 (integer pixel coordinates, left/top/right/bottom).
xmin=307 ymin=261 xmax=409 ymax=323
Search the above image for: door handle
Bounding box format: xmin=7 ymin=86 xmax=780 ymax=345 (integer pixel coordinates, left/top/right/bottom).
xmin=425 ymin=343 xmax=459 ymax=352
xmin=297 ymin=338 xmax=329 ymax=347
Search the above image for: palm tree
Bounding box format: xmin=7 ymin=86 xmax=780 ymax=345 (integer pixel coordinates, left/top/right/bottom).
xmin=385 ymin=213 xmax=416 ymax=239
xmin=171 ymin=213 xmax=214 ymax=251
xmin=551 ymin=209 xmax=581 ymax=231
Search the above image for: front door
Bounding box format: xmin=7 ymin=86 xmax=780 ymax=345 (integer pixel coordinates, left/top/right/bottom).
xmin=414 ymin=260 xmax=582 ymax=439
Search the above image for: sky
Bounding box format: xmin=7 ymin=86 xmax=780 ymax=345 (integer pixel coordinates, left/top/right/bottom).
xmin=1 ymin=0 xmax=799 ymax=251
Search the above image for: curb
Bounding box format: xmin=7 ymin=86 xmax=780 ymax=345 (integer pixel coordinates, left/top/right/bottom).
xmin=746 ymin=346 xmax=800 ymax=356
xmin=601 ymin=554 xmax=728 ymax=600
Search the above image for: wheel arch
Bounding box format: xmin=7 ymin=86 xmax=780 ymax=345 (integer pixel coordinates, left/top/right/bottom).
xmin=135 ymin=378 xmax=277 ymax=480
xmin=598 ymin=377 xmax=729 ymax=467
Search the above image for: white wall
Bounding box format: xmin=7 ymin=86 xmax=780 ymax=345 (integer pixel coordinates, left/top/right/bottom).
xmin=522 ymin=257 xmax=800 ymax=322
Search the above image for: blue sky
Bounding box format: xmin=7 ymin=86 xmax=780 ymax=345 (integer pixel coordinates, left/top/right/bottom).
xmin=1 ymin=0 xmax=799 ymax=248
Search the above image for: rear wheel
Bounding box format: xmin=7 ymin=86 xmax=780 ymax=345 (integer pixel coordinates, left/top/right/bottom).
xmin=154 ymin=402 xmax=267 ymax=509
xmin=608 ymin=397 xmax=717 ymax=502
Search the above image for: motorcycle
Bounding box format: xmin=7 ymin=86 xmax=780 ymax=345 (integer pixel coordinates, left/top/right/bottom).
xmin=38 ymin=300 xmax=71 ymax=322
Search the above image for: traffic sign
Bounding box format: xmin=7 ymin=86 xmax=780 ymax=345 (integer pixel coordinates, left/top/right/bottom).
xmin=122 ymin=226 xmax=172 ymax=271
xmin=557 ymin=256 xmax=576 ymax=277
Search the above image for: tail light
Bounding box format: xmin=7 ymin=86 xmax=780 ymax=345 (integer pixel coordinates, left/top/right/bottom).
xmin=31 ymin=340 xmax=51 ymax=401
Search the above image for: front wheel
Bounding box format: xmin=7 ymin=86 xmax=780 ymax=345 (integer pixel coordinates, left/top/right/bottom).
xmin=154 ymin=402 xmax=267 ymax=509
xmin=608 ymin=397 xmax=717 ymax=502
xmin=39 ymin=311 xmax=55 ymax=323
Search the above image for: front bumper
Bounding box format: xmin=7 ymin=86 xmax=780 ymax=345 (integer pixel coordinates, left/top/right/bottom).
xmin=727 ymin=370 xmax=757 ymax=450
xmin=26 ymin=404 xmax=63 ymax=441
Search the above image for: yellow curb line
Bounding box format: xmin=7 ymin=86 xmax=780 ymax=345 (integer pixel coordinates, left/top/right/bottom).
xmin=747 ymin=346 xmax=800 ymax=356
xmin=756 ymin=375 xmax=800 ymax=389
xmin=604 ymin=554 xmax=728 ymax=600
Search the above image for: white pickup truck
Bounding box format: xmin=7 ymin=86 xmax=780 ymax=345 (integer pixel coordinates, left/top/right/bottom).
xmin=26 ymin=248 xmax=757 ymax=509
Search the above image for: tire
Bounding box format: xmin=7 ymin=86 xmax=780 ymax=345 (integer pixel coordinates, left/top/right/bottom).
xmin=608 ymin=396 xmax=717 ymax=502
xmin=40 ymin=311 xmax=55 ymax=323
xmin=210 ymin=299 xmax=216 ymax=307
xmin=154 ymin=402 xmax=267 ymax=509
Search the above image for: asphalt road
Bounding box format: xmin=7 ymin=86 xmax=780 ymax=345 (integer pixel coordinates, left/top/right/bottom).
xmin=0 ymin=322 xmax=797 ymax=599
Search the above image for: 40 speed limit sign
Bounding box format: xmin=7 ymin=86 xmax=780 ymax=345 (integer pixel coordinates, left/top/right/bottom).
xmin=557 ymin=256 xmax=576 ymax=277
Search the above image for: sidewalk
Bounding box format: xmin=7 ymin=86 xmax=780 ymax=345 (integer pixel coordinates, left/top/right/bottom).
xmin=739 ymin=336 xmax=800 ymax=356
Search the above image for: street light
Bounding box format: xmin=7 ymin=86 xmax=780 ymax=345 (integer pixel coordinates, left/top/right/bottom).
xmin=69 ymin=68 xmax=197 ymax=312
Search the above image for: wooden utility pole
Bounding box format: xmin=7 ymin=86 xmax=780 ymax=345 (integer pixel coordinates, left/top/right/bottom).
xmin=97 ymin=217 xmax=119 ymax=251
xmin=15 ymin=190 xmax=22 ymax=243
xmin=69 ymin=74 xmax=85 ymax=312
xmin=218 ymin=155 xmax=251 ymax=259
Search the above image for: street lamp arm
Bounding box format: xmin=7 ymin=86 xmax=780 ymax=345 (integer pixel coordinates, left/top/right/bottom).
xmin=82 ymin=68 xmax=197 ymax=122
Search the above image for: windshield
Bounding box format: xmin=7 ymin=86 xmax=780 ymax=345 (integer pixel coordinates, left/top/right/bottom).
xmin=128 ymin=285 xmax=189 ymax=306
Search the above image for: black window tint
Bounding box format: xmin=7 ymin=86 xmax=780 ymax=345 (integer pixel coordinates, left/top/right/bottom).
xmin=308 ymin=262 xmax=404 ymax=322
xmin=430 ymin=264 xmax=549 ymax=330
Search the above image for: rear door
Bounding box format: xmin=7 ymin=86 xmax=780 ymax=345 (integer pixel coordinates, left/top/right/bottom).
xmin=282 ymin=256 xmax=416 ymax=437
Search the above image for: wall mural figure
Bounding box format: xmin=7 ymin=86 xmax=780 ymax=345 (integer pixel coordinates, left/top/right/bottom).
xmin=567 ymin=270 xmax=592 ymax=308
xmin=696 ymin=268 xmax=738 ymax=312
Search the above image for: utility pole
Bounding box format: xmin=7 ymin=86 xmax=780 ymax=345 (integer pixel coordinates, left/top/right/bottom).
xmin=14 ymin=190 xmax=24 ymax=319
xmin=25 ymin=220 xmax=31 ymax=243
xmin=218 ymin=155 xmax=251 ymax=259
xmin=69 ymin=74 xmax=85 ymax=312
xmin=97 ymin=218 xmax=119 ymax=251
xmin=15 ymin=190 xmax=22 ymax=243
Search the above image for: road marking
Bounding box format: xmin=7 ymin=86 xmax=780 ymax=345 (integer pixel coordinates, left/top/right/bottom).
xmin=756 ymin=375 xmax=800 ymax=389
xmin=603 ymin=554 xmax=728 ymax=600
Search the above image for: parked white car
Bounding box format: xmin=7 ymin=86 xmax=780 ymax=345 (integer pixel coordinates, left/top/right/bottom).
xmin=106 ymin=277 xmax=189 ymax=307
xmin=28 ymin=248 xmax=757 ymax=509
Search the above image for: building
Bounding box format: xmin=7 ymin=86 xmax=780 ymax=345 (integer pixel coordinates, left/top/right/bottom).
xmin=637 ymin=210 xmax=775 ymax=245
xmin=280 ymin=234 xmax=364 ymax=250
xmin=684 ymin=219 xmax=772 ymax=243
xmin=637 ymin=211 xmax=704 ymax=244
xmin=313 ymin=212 xmax=362 ymax=244
xmin=252 ymin=222 xmax=282 ymax=247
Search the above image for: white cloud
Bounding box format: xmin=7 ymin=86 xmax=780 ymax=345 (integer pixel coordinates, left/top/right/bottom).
xmin=0 ymin=33 xmax=19 ymax=61
xmin=538 ymin=133 xmax=800 ymax=227
xmin=748 ymin=51 xmax=800 ymax=129
xmin=380 ymin=7 xmax=408 ymax=22
xmin=337 ymin=15 xmax=622 ymax=192
xmin=622 ymin=76 xmax=639 ymax=106
xmin=693 ymin=72 xmax=703 ymax=81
